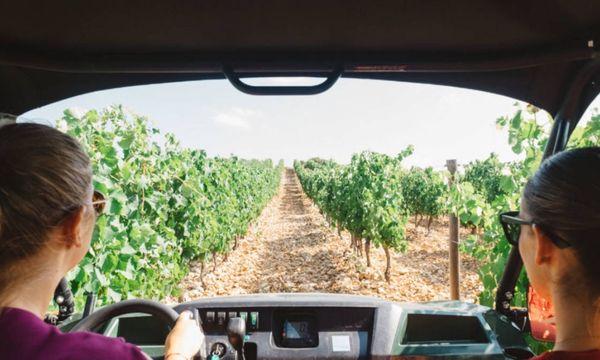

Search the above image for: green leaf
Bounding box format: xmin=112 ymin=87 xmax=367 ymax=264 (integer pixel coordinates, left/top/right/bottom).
xmin=499 ymin=175 xmax=516 ymax=193
xmin=120 ymin=243 xmax=137 ymax=255
xmin=102 ymin=254 xmax=119 ymax=273
xmin=94 ymin=268 xmax=109 ymax=286
xmin=107 ymin=287 xmax=123 ymax=303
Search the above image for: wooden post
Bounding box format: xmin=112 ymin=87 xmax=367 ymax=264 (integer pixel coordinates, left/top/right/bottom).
xmin=446 ymin=159 xmax=460 ymax=300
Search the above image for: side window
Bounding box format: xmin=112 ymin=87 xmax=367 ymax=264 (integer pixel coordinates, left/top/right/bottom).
xmin=567 ymin=96 xmax=600 ymax=149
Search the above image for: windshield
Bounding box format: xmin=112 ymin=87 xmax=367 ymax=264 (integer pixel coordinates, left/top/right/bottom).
xmin=18 ymin=79 xmax=600 ymax=310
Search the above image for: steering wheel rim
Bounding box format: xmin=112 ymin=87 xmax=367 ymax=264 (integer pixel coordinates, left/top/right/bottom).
xmin=69 ymin=299 xmax=179 ymax=332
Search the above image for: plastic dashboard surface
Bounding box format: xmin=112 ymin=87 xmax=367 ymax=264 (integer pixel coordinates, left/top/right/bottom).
xmin=162 ymin=293 xmax=532 ymax=360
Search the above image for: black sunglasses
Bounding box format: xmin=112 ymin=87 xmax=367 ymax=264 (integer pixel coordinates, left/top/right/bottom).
xmin=91 ymin=190 xmax=106 ymax=216
xmin=499 ymin=211 xmax=571 ymax=249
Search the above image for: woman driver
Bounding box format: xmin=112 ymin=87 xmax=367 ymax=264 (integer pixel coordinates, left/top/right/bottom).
xmin=0 ymin=123 xmax=203 ymax=360
xmin=503 ymin=147 xmax=600 ymax=359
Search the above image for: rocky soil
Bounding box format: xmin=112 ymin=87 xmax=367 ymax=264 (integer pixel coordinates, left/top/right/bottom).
xmin=170 ymin=168 xmax=482 ymax=304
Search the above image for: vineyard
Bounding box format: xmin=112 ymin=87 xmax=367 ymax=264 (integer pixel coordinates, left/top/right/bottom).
xmin=293 ymin=104 xmax=600 ymax=309
xmin=55 ymin=103 xmax=600 ymax=315
xmin=58 ymin=106 xmax=282 ymax=308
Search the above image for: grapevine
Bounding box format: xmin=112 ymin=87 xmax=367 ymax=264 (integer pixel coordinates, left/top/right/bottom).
xmin=295 ymin=148 xmax=413 ymax=281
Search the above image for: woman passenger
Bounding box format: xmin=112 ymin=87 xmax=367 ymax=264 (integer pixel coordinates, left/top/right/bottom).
xmin=507 ymin=147 xmax=600 ymax=359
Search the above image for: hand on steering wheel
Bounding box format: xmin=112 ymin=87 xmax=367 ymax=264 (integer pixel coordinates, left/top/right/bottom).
xmin=165 ymin=310 xmax=204 ymax=360
xmin=69 ymin=299 xmax=206 ymax=360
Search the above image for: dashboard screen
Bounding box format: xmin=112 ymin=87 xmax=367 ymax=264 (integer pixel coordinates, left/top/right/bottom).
xmin=283 ymin=320 xmax=310 ymax=339
xmin=277 ymin=314 xmax=318 ymax=348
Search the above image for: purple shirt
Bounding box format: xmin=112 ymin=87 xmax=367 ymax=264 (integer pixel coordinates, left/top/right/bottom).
xmin=0 ymin=307 xmax=147 ymax=360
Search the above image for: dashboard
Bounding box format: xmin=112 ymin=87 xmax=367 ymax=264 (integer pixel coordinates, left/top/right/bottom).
xmin=81 ymin=293 xmax=534 ymax=360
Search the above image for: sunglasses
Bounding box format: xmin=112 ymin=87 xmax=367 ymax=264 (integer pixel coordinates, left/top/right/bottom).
xmin=91 ymin=190 xmax=107 ymax=216
xmin=499 ymin=211 xmax=571 ymax=249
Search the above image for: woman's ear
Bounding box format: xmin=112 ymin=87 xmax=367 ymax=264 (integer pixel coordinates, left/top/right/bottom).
xmin=532 ymin=225 xmax=557 ymax=266
xmin=58 ymin=208 xmax=85 ymax=248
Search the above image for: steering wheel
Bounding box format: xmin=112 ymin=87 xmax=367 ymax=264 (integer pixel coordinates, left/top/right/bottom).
xmin=70 ymin=299 xmax=179 ymax=331
xmin=69 ymin=299 xmax=182 ymax=360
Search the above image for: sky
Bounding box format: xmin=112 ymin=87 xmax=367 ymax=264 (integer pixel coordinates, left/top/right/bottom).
xmin=19 ymin=78 xmax=599 ymax=168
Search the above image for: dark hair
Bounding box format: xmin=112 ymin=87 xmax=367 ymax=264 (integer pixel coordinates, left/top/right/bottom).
xmin=0 ymin=123 xmax=92 ymax=303
xmin=523 ymin=147 xmax=600 ymax=295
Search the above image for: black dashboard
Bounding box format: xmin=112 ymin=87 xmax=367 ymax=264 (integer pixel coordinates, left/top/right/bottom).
xmin=189 ymin=305 xmax=372 ymax=359
xmin=86 ymin=293 xmax=534 ymax=360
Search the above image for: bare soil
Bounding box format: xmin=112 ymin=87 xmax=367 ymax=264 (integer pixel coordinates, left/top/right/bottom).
xmin=171 ymin=168 xmax=482 ymax=304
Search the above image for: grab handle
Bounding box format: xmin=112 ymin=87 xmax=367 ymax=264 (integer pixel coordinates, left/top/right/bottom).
xmin=223 ymin=66 xmax=342 ymax=95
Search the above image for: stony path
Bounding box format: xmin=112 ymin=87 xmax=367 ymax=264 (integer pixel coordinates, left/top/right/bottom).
xmin=172 ymin=168 xmax=482 ymax=303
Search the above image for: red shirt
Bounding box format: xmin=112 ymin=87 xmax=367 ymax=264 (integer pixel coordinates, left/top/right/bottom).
xmin=534 ymin=350 xmax=600 ymax=359
xmin=0 ymin=307 xmax=147 ymax=360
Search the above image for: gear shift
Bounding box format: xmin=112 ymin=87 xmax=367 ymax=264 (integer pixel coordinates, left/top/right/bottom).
xmin=227 ymin=317 xmax=246 ymax=360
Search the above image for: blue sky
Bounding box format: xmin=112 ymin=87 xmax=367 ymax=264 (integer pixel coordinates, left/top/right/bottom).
xmin=19 ymin=78 xmax=599 ymax=168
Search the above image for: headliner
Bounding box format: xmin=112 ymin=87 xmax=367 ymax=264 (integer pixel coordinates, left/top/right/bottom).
xmin=1 ymin=1 xmax=599 ymax=120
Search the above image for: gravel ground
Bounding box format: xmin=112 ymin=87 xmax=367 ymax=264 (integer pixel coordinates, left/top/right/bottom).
xmin=170 ymin=168 xmax=483 ymax=304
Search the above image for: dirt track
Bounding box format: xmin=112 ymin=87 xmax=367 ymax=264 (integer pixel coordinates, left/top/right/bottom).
xmin=172 ymin=168 xmax=482 ymax=303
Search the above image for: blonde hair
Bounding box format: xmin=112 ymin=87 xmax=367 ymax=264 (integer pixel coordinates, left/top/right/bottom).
xmin=0 ymin=123 xmax=92 ymax=305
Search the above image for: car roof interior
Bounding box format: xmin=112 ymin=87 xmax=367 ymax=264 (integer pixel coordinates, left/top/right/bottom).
xmin=1 ymin=1 xmax=599 ymax=123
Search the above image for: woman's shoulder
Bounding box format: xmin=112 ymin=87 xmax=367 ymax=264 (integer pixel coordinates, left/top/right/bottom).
xmin=533 ymin=349 xmax=600 ymax=359
xmin=0 ymin=307 xmax=147 ymax=360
